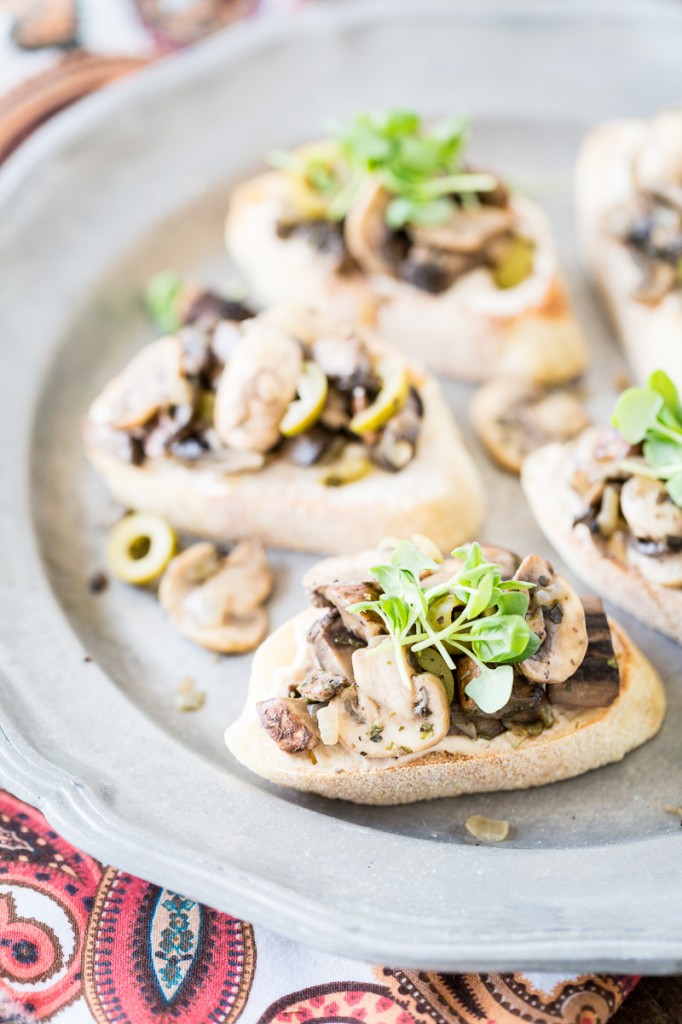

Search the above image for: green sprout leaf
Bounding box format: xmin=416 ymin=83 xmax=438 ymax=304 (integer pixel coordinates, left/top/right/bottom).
xmin=611 ymin=370 xmax=682 ymax=505
xmin=667 ymin=472 xmax=682 ymax=505
xmin=611 ymin=387 xmax=663 ymax=443
xmin=145 ymin=271 xmax=183 ymax=333
xmin=464 ymin=664 xmax=514 ymax=715
xmin=348 ymin=541 xmax=538 ymax=714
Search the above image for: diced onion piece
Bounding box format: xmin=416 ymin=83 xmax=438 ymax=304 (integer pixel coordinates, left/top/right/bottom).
xmin=465 ymin=815 xmax=510 ymax=843
xmin=316 ymin=703 xmax=340 ymax=746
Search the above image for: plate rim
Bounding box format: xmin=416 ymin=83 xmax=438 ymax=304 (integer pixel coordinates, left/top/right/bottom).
xmin=1 ymin=0 xmax=682 ymax=973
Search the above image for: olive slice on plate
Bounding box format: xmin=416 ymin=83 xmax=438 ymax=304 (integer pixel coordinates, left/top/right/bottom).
xmin=105 ymin=512 xmax=177 ymax=585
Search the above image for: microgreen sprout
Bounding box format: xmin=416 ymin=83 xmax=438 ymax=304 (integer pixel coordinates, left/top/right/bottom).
xmin=145 ymin=270 xmax=183 ymax=333
xmin=348 ymin=541 xmax=539 ymax=714
xmin=611 ymin=370 xmax=682 ymax=506
xmin=269 ymin=109 xmax=497 ymax=229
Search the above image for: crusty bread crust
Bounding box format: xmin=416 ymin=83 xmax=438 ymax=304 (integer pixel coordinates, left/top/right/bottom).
xmin=225 ymin=173 xmax=588 ymax=384
xmin=522 ymin=441 xmax=682 ymax=643
xmin=84 ymin=373 xmax=484 ymax=555
xmin=224 ymin=609 xmax=665 ymax=805
xmin=576 ymin=118 xmax=682 ymax=389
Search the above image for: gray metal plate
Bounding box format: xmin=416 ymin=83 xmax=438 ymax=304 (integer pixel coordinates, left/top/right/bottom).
xmin=0 ymin=0 xmax=681 ymax=972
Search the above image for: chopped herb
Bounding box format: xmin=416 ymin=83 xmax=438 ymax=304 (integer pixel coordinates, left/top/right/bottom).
xmin=420 ymin=721 xmax=435 ymax=738
xmin=369 ymin=724 xmax=384 ymax=743
xmin=399 ymin=745 xmax=413 ymax=755
xmin=145 ymin=270 xmax=183 ymax=333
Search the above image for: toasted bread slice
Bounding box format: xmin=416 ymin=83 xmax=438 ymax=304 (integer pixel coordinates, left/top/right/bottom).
xmin=522 ymin=440 xmax=682 ymax=643
xmin=225 ymin=609 xmax=664 ymax=805
xmin=576 ymin=116 xmax=682 ymax=388
xmin=84 ymin=362 xmax=484 ymax=556
xmin=226 ymin=173 xmax=588 ymax=384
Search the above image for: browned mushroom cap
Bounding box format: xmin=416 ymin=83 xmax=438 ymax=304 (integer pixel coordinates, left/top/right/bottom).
xmin=343 ymin=176 xmax=396 ymax=276
xmin=214 ymin=319 xmax=302 ymax=453
xmin=409 ymin=205 xmax=515 ymax=254
xmin=325 ymin=640 xmax=450 ymax=758
xmin=257 ymin=697 xmax=320 ymax=753
xmin=471 ymin=377 xmax=591 ymax=475
xmin=514 ymin=555 xmax=588 ymax=684
xmin=158 ymin=540 xmax=274 ymax=653
xmin=634 ymin=110 xmax=682 ymax=206
xmin=89 ymin=336 xmax=194 ymax=431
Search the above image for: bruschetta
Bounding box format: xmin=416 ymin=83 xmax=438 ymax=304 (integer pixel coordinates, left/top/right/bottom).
xmin=522 ymin=370 xmax=682 ymax=642
xmin=576 ymin=109 xmax=682 ymax=387
xmin=225 ymin=538 xmax=664 ymax=804
xmin=225 ymin=110 xmax=588 ymax=383
xmin=84 ymin=301 xmax=484 ymax=554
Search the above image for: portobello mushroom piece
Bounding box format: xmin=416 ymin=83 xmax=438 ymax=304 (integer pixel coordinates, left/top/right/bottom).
xmin=513 ymin=555 xmax=588 ymax=684
xmin=548 ymin=597 xmax=620 ymax=708
xmin=456 ymin=657 xmax=547 ymax=724
xmin=471 ymin=377 xmax=590 ymax=475
xmin=620 ymin=475 xmax=682 ymax=542
xmin=214 ymin=319 xmax=302 ymax=452
xmin=158 ymin=540 xmax=274 ymax=653
xmin=180 ymin=289 xmax=253 ymax=327
xmin=325 ymin=640 xmax=450 ymax=758
xmin=285 ymin=424 xmax=338 ymax=467
xmin=344 ymin=176 xmax=404 ymax=276
xmin=257 ymin=697 xmax=320 ymax=753
xmin=309 ymin=581 xmax=384 ymax=643
xmin=399 ymin=246 xmax=480 ymax=293
xmin=307 ymin=610 xmax=364 ymax=681
xmin=89 ymin=336 xmax=195 ymax=432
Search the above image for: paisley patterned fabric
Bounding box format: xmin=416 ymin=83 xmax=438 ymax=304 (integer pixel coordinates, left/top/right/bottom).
xmin=0 ymin=790 xmax=637 ymax=1024
xmin=83 ymin=868 xmax=254 ymax=1023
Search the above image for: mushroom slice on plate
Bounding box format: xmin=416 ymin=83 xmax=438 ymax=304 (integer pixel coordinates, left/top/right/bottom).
xmin=89 ymin=336 xmax=194 ymax=431
xmin=514 ymin=554 xmax=588 ymax=684
xmin=159 ymin=540 xmax=274 ymax=652
xmin=471 ymin=377 xmax=590 ymax=474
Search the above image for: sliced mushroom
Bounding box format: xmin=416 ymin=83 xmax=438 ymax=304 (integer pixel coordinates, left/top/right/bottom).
xmin=159 ymin=540 xmax=274 ymax=653
xmin=343 ymin=176 xmax=398 ymax=276
xmin=89 ymin=336 xmax=194 ymax=431
xmin=514 ymin=555 xmax=588 ymax=684
xmin=548 ymin=597 xmax=620 ymax=708
xmin=329 ymin=640 xmax=450 ymax=758
xmin=627 ymin=543 xmax=682 ymax=587
xmin=409 ymin=205 xmax=515 ymax=254
xmin=310 ymin=581 xmax=384 ymax=643
xmin=257 ymin=697 xmax=320 ymax=753
xmin=214 ymin=319 xmax=302 ymax=452
xmin=620 ymin=474 xmax=682 ymax=543
xmin=307 ymin=611 xmax=363 ymax=681
xmin=472 ymin=377 xmax=590 ymax=475
xmin=634 ymin=110 xmax=682 ymax=207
